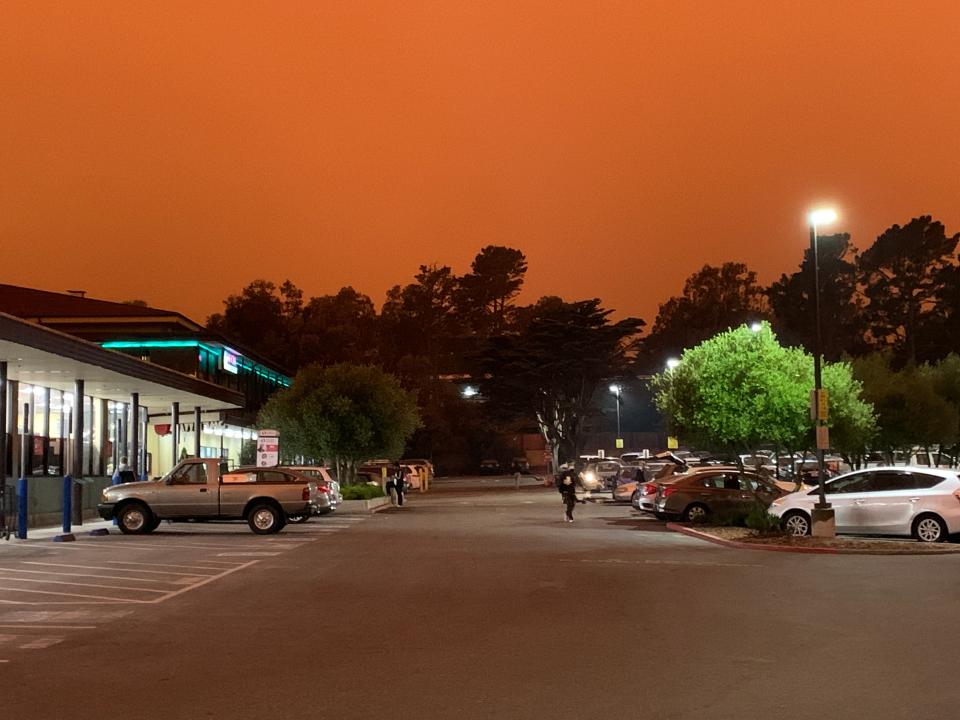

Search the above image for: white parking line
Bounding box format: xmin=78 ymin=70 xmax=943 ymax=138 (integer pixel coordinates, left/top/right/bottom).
xmin=0 ymin=568 xmax=203 ymax=584
xmin=0 ymin=588 xmax=147 ymax=602
xmin=104 ymin=561 xmax=242 ymax=571
xmin=0 ymin=576 xmax=168 ymax=593
xmin=145 ymin=560 xmax=257 ymax=604
xmin=23 ymin=562 xmax=219 ymax=577
xmin=0 ymin=624 xmax=96 ymax=629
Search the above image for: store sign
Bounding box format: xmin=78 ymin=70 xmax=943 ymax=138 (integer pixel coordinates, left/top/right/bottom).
xmin=222 ymin=349 xmax=239 ymax=375
xmin=257 ymin=429 xmax=279 ymax=467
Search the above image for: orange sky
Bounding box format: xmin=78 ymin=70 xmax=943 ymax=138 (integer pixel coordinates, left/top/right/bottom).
xmin=2 ymin=1 xmax=959 ymax=327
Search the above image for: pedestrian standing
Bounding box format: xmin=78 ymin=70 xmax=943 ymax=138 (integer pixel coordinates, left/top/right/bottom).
xmin=558 ymin=468 xmax=578 ymax=523
xmin=393 ymin=462 xmax=406 ymax=507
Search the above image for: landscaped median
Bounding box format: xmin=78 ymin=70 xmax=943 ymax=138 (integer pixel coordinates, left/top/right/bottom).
xmin=666 ymin=523 xmax=960 ymax=555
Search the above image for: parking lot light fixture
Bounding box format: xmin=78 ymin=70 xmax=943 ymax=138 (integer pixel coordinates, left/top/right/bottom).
xmin=665 ymin=358 xmax=680 ymax=371
xmin=750 ymin=322 xmax=763 ymax=333
xmin=808 ymin=205 xmax=838 ymax=537
xmin=609 ymin=384 xmax=622 ymax=437
xmin=461 ymin=385 xmax=478 ymax=399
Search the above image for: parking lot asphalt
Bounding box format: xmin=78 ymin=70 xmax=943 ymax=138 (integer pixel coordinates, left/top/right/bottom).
xmin=0 ymin=516 xmax=368 ymax=663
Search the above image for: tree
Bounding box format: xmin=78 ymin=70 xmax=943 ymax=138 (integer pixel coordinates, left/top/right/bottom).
xmin=767 ymin=233 xmax=866 ymax=360
xmin=297 ymin=287 xmax=379 ymax=367
xmin=380 ymin=264 xmax=461 ymax=374
xmin=651 ymin=323 xmax=875 ymax=463
xmin=858 ymin=216 xmax=959 ymax=365
xmin=258 ymin=363 xmax=420 ymax=483
xmin=641 ymin=262 xmax=769 ymax=370
xmin=456 ymin=245 xmax=528 ymax=337
xmin=853 ymin=353 xmax=959 ymax=461
xmin=480 ymin=298 xmax=644 ymax=469
xmin=207 ymin=279 xmax=302 ymax=365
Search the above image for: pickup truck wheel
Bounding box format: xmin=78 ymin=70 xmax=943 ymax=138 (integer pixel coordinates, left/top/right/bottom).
xmin=248 ymin=503 xmax=283 ymax=534
xmin=117 ymin=502 xmax=151 ymax=535
xmin=144 ymin=515 xmax=162 ymax=534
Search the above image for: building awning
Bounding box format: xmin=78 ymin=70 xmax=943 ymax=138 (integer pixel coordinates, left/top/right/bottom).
xmin=0 ymin=312 xmax=243 ymax=411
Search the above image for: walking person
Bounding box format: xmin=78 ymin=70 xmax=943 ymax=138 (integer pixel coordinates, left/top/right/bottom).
xmin=558 ymin=467 xmax=579 ymax=523
xmin=392 ymin=462 xmax=407 ymax=507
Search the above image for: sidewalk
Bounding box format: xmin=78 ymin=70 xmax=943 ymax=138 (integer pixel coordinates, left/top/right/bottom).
xmin=2 ymin=519 xmax=115 ymax=544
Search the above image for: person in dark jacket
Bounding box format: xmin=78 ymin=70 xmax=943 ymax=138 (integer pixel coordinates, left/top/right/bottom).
xmin=392 ymin=463 xmax=406 ymax=507
xmin=558 ymin=468 xmax=579 ymax=523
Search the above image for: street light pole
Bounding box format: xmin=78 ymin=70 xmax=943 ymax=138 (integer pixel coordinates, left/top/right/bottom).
xmin=808 ymin=208 xmax=837 ymax=534
xmin=609 ymin=384 xmax=621 ymax=437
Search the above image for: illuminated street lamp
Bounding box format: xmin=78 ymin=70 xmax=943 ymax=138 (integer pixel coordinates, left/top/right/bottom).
xmin=750 ymin=322 xmax=763 ymax=333
xmin=808 ymin=207 xmax=837 ymax=535
xmin=461 ymin=385 xmax=478 ymax=399
xmin=665 ymin=358 xmax=680 ymax=371
xmin=609 ymin=384 xmax=622 ymax=437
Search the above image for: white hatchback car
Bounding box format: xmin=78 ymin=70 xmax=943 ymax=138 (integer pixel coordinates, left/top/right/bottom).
xmin=769 ymin=466 xmax=960 ymax=543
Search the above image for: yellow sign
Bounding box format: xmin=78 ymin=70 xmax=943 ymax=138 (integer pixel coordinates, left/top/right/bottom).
xmin=817 ymin=389 xmax=829 ymax=421
xmin=615 ymin=438 xmax=624 ymax=449
xmin=667 ymin=436 xmax=679 ymax=450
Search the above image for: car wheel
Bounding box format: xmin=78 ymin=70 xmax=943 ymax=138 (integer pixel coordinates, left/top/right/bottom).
xmin=287 ymin=514 xmax=310 ymax=524
xmin=913 ymin=514 xmax=948 ymax=543
xmin=144 ymin=515 xmax=162 ymax=534
xmin=782 ymin=511 xmax=811 ymax=536
xmin=631 ymin=490 xmax=641 ymax=510
xmin=654 ymin=512 xmax=669 ymax=521
xmin=117 ymin=502 xmax=151 ymax=535
xmin=248 ymin=503 xmax=283 ymax=535
xmin=682 ymin=503 xmax=709 ymax=524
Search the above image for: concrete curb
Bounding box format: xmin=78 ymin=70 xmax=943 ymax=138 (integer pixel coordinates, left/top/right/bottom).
xmin=666 ymin=523 xmax=960 ymax=556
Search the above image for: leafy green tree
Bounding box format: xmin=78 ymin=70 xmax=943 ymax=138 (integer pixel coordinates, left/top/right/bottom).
xmin=651 ymin=323 xmax=875 ymax=464
xmin=258 ymin=363 xmax=420 ymax=483
xmin=854 ymin=353 xmax=959 ymax=461
xmin=767 ymin=233 xmax=867 ymax=360
xmin=641 ymin=262 xmax=769 ymax=370
xmin=858 ymin=216 xmax=959 ymax=365
xmin=480 ymin=298 xmax=644 ymax=469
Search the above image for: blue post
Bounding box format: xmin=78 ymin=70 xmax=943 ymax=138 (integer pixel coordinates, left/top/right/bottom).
xmin=112 ymin=471 xmax=123 ymax=525
xmin=16 ymin=477 xmax=27 ymax=540
xmin=62 ymin=475 xmax=73 ymax=533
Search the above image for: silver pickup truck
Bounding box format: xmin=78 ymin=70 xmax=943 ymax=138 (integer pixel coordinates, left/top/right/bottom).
xmin=98 ymin=458 xmax=320 ymax=535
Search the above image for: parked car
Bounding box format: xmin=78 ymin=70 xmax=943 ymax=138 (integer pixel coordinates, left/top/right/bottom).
xmin=655 ymin=467 xmax=786 ymax=523
xmin=579 ymin=460 xmax=622 ymax=491
xmin=769 ymin=466 xmax=960 ymax=543
xmin=282 ymin=466 xmax=342 ymax=519
xmin=612 ymin=467 xmax=642 ymax=502
xmin=479 ymin=459 xmax=501 ymax=475
xmin=510 ymin=457 xmax=531 ymax=473
xmin=632 ymin=479 xmax=665 ymax=515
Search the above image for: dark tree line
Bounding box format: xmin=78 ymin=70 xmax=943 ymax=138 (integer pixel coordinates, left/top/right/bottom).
xmin=207 ymin=245 xmax=642 ymax=470
xmin=641 ymin=215 xmax=960 ymax=370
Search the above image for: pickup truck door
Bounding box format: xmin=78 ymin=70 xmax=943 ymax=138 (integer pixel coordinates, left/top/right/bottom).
xmin=159 ymin=461 xmax=217 ymax=518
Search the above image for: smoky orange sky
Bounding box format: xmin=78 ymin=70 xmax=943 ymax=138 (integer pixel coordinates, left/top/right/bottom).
xmin=2 ymin=1 xmax=959 ymax=328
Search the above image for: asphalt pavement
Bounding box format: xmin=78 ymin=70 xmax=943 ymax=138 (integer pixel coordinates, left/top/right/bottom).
xmin=4 ymin=479 xmax=960 ymax=719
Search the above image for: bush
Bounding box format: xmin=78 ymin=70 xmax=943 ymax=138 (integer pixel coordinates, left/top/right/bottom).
xmin=745 ymin=503 xmax=785 ymax=534
xmin=341 ymin=484 xmax=385 ymax=500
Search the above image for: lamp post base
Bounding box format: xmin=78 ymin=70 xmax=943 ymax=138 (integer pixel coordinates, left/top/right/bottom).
xmin=811 ymin=507 xmax=836 ymax=538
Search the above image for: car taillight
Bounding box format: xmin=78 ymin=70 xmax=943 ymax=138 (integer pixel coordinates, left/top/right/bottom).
xmin=302 ymin=487 xmax=311 ymax=501
xmin=315 ymin=481 xmax=330 ymax=494
xmin=954 ymin=489 xmax=960 ymax=505
xmin=643 ymin=483 xmax=657 ymax=496
xmin=662 ymin=486 xmax=679 ymax=498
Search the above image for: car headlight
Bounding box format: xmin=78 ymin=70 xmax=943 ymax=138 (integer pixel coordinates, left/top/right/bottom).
xmin=770 ymin=497 xmax=784 ymax=507
xmin=583 ymin=471 xmax=596 ymax=483
xmin=101 ymin=488 xmax=109 ymax=501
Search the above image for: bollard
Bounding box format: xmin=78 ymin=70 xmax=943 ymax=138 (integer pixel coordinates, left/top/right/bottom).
xmin=72 ymin=481 xmax=83 ymax=526
xmin=62 ymin=475 xmax=73 ymax=534
xmin=515 ymin=471 xmax=521 ymax=490
xmin=16 ymin=477 xmax=27 ymax=540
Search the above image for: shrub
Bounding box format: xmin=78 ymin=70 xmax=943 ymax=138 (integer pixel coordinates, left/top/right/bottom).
xmin=341 ymin=484 xmax=385 ymax=500
xmin=745 ymin=503 xmax=785 ymax=534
